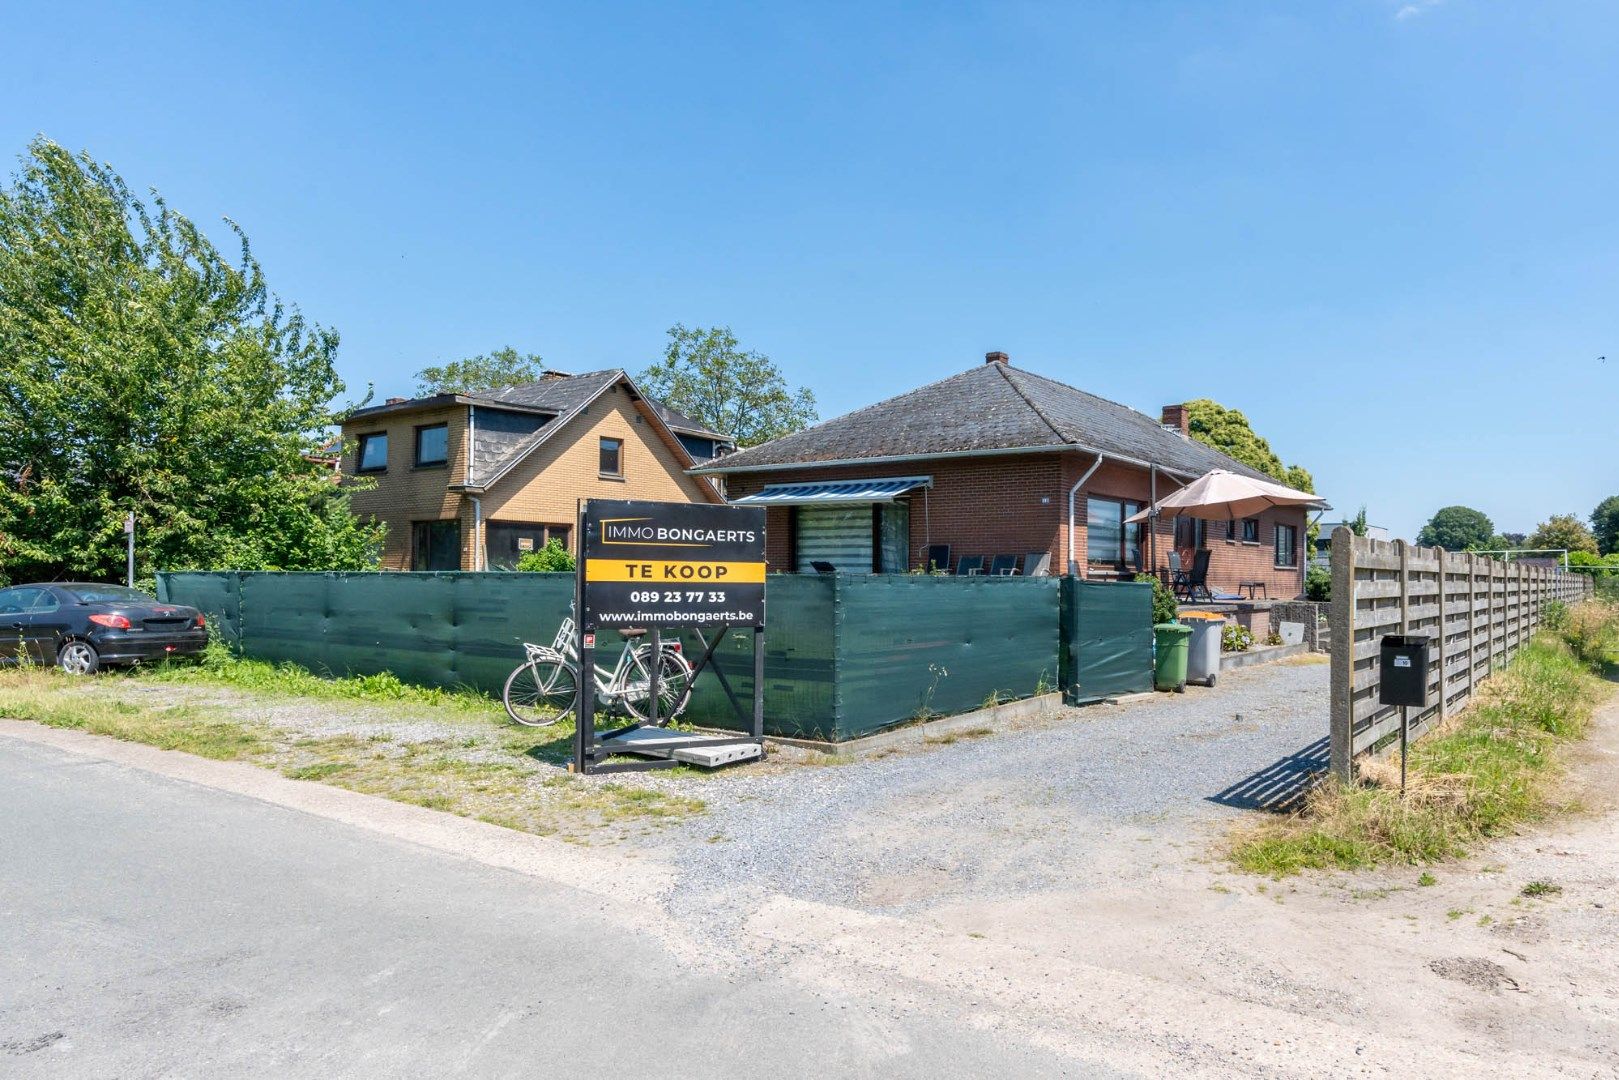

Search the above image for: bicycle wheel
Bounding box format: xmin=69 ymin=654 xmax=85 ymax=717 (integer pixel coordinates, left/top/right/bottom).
xmin=503 ymin=658 xmax=578 ymax=727
xmin=620 ymin=648 xmax=695 ymax=726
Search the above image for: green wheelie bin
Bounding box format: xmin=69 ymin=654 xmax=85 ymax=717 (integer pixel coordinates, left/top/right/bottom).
xmin=1153 ymin=623 xmax=1192 ymax=693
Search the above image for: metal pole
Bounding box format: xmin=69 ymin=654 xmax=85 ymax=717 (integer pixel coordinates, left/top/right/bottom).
xmin=1400 ymin=704 xmax=1408 ymax=796
xmin=125 ymin=512 xmax=135 ymax=588
xmin=647 ymin=626 xmax=661 ymax=727
xmin=752 ymin=625 xmax=766 ymax=740
xmin=574 ymin=501 xmax=593 ymax=773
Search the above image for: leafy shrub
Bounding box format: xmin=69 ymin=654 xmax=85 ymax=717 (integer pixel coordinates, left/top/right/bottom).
xmin=1221 ymin=623 xmax=1254 ymax=652
xmin=1540 ymin=599 xmax=1569 ymax=632
xmin=515 ymin=538 xmax=575 ymax=572
xmin=1134 ymin=573 xmax=1179 ymax=625
xmin=1305 ymin=564 xmax=1331 ymax=602
xmin=1561 ymin=600 xmax=1619 ymax=668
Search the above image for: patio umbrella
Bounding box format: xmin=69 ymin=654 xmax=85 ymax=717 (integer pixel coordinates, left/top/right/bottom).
xmin=1124 ymin=469 xmax=1326 ymax=524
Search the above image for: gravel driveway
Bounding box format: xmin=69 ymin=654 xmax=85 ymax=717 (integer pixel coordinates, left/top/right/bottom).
xmin=658 ymin=659 xmax=1329 ymax=919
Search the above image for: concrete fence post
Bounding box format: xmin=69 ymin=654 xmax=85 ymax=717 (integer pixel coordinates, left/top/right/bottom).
xmin=1435 ymin=547 xmax=1448 ymax=725
xmin=1328 ymin=527 xmax=1355 ymax=782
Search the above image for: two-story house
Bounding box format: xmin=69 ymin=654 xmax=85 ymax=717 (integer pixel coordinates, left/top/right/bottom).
xmin=341 ymin=370 xmax=730 ymax=571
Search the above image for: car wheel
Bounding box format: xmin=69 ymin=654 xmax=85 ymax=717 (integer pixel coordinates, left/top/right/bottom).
xmin=58 ymin=640 xmax=100 ymax=675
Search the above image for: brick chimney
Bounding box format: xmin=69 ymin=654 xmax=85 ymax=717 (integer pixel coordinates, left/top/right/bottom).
xmin=1161 ymin=403 xmax=1189 ymax=437
xmin=985 ymin=350 xmax=1009 ymax=365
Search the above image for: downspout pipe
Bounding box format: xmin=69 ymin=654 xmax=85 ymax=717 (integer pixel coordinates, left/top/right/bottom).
xmin=467 ymin=405 xmax=481 ymax=571
xmin=1066 ymin=452 xmax=1105 ymax=576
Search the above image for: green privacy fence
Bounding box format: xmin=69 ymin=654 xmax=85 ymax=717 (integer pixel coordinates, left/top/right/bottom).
xmin=157 ymin=571 xmax=1152 ymax=742
xmin=1062 ymin=578 xmax=1154 ymax=703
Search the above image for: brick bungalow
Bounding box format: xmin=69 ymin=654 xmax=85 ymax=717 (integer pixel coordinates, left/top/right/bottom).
xmin=692 ymin=352 xmax=1316 ymax=600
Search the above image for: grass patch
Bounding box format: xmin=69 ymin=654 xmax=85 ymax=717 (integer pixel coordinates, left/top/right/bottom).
xmin=1232 ymin=604 xmax=1618 ymax=876
xmin=924 ymin=725 xmax=995 ymax=746
xmin=1520 ymin=880 xmax=1562 ymax=898
xmin=0 ymin=668 xmax=266 ymax=760
xmin=141 ymin=640 xmax=502 ymax=715
xmin=1 ymin=659 xmax=704 ymax=840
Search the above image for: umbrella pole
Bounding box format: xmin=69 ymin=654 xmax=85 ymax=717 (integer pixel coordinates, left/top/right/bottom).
xmin=1149 ymin=465 xmax=1157 ymax=576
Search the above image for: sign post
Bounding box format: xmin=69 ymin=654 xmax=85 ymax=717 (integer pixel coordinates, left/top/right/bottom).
xmin=124 ymin=512 xmax=135 ymax=588
xmin=574 ymin=499 xmax=767 ymax=774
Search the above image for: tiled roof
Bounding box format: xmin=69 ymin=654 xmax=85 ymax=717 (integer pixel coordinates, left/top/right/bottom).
xmin=698 ymin=361 xmax=1274 ymax=482
xmin=471 ymin=369 xmax=622 ymax=414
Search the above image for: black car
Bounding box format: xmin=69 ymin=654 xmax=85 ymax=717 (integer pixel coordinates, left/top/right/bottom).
xmin=0 ymin=582 xmax=208 ymax=674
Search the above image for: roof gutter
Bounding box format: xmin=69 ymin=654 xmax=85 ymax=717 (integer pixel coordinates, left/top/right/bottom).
xmin=691 ymin=443 xmax=1200 ymax=482
xmin=1067 ymin=453 xmax=1105 ymax=576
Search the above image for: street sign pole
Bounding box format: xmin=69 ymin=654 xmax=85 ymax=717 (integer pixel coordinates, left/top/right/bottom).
xmin=125 ymin=512 xmax=135 ymax=588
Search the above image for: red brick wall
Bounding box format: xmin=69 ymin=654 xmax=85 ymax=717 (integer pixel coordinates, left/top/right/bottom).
xmin=725 ymin=452 xmax=1309 ymax=598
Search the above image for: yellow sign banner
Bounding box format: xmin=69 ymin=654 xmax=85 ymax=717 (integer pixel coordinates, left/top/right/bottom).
xmin=585 ymin=559 xmax=767 ymax=584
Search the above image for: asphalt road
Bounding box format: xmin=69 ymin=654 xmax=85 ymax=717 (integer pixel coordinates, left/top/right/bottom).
xmin=0 ymin=738 xmax=1096 ymax=1079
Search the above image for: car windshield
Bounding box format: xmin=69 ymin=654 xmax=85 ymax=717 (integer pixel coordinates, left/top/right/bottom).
xmin=61 ymin=584 xmax=155 ymax=604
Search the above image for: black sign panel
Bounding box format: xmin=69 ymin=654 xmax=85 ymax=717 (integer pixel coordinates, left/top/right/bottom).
xmin=580 ymin=500 xmax=766 ymax=629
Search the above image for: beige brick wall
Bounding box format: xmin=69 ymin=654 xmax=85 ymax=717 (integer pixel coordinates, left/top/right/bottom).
xmin=343 ymin=405 xmax=468 ymax=570
xmin=342 ymin=384 xmax=720 ymax=571
xmin=479 ymin=387 xmax=720 ymax=548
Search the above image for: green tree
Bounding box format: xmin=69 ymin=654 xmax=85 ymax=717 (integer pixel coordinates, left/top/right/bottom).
xmin=1182 ymin=399 xmax=1315 ymax=494
xmin=1349 ymin=506 xmax=1369 ymax=537
xmin=414 ymin=346 xmax=545 ymax=395
xmin=515 ymin=537 xmax=575 ymax=572
xmin=1591 ymin=496 xmax=1619 ymax=556
xmin=1527 ymin=513 xmax=1599 ymax=556
xmin=0 ymin=138 xmax=382 ymax=583
xmin=1415 ymin=506 xmax=1494 ymax=551
xmin=637 ymin=324 xmax=817 ymax=446
xmin=1567 ymin=550 xmax=1619 ymax=574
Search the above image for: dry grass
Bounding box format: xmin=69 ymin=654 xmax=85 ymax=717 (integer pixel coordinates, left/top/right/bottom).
xmin=1232 ymin=611 xmax=1616 ymax=876
xmin=0 ymin=665 xmax=705 ymax=839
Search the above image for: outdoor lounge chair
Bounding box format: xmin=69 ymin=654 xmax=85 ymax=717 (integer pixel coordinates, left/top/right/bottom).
xmin=1175 ymin=549 xmax=1241 ymax=602
xmin=810 ymin=561 xmax=837 ymax=574
xmin=955 ymin=555 xmax=986 ymax=576
xmin=989 ymin=554 xmax=1020 ymax=576
xmin=924 ymin=544 xmax=951 ymax=574
xmin=1176 ymin=549 xmax=1214 ymax=601
xmin=1022 ymin=552 xmax=1052 ymax=577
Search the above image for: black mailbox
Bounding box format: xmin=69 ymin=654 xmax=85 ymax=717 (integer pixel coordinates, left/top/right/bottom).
xmin=1379 ymin=635 xmax=1431 ymax=708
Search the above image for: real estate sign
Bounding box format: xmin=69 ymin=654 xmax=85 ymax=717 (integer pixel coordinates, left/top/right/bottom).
xmin=579 ymin=499 xmax=766 ymax=629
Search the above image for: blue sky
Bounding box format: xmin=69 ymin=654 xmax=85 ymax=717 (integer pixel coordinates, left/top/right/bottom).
xmin=4 ymin=1 xmax=1614 ymax=539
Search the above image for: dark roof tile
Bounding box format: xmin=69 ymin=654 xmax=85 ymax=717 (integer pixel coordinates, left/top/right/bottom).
xmin=702 ymin=362 xmax=1274 ymax=482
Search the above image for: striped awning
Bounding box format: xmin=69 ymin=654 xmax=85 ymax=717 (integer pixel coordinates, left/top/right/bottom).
xmin=729 ymin=476 xmax=931 ymax=506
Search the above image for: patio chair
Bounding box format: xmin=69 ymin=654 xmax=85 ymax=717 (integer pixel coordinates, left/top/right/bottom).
xmin=1022 ymin=552 xmax=1052 ymax=577
xmin=924 ymin=543 xmax=951 ymax=574
xmin=955 ymin=555 xmax=986 ymax=576
xmin=1178 ymin=549 xmax=1214 ymax=601
xmin=810 ymin=561 xmax=837 ymax=574
xmin=989 ymin=554 xmax=1020 ymax=577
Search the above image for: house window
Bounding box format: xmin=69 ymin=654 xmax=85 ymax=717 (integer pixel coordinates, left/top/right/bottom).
xmin=1086 ymin=496 xmax=1143 ymax=570
xmin=356 ymin=433 xmax=388 ymax=472
xmin=1242 ymin=518 xmax=1259 ymax=543
xmin=599 ymin=437 xmax=623 ymax=477
xmin=1275 ymin=523 xmax=1298 ymax=568
xmin=411 ymin=520 xmax=461 ymax=572
xmin=415 ymin=423 xmax=448 ymax=467
xmin=485 ymin=522 xmax=572 ymax=570
xmin=1174 ymin=516 xmax=1208 ymax=551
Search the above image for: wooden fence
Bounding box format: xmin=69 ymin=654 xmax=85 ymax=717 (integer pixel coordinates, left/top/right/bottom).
xmin=1327 ymin=528 xmax=1594 ymax=780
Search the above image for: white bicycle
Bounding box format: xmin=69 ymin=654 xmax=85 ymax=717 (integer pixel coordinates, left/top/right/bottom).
xmin=502 ymin=615 xmax=695 ymax=728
